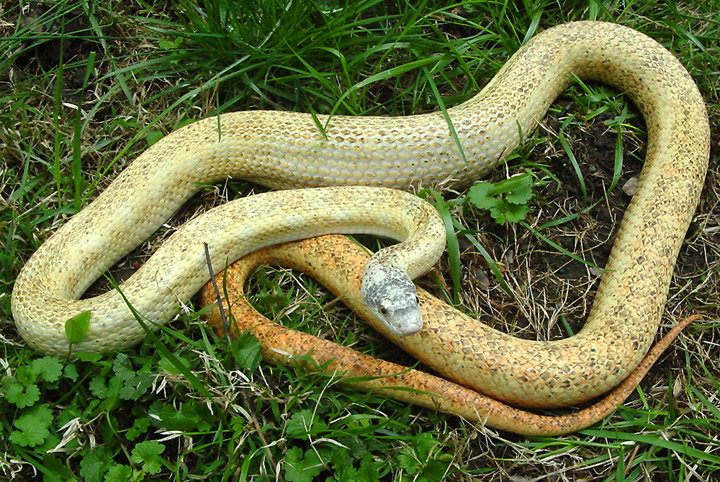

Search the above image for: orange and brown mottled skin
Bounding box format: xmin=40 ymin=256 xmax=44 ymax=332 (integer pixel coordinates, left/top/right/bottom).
xmin=200 ymin=235 xmax=698 ymax=436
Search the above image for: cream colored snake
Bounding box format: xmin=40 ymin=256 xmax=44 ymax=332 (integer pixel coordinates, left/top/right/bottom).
xmin=12 ymin=22 xmax=709 ymax=433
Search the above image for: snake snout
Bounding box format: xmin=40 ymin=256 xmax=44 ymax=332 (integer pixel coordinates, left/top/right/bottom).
xmin=361 ymin=263 xmax=423 ymax=338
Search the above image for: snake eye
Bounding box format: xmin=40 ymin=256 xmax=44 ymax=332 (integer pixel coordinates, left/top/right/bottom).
xmin=379 ymin=305 xmax=388 ymax=315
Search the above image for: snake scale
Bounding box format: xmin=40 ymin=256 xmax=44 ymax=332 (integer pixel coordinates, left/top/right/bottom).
xmin=200 ymin=236 xmax=700 ymax=435
xmin=12 ymin=21 xmax=709 ymax=432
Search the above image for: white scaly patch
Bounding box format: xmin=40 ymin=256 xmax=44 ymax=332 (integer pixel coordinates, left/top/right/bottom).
xmin=361 ymin=263 xmax=422 ymax=337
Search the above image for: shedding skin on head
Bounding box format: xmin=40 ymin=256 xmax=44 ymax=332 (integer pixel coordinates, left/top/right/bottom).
xmin=361 ymin=263 xmax=423 ymax=337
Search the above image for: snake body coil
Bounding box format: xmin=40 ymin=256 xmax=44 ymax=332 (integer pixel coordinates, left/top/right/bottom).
xmin=12 ymin=22 xmax=709 ymax=409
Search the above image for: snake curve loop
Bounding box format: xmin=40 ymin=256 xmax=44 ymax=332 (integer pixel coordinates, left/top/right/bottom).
xmin=11 ymin=21 xmax=710 ymax=421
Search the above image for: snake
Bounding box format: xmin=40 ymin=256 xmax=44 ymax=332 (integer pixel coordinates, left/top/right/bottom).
xmin=12 ymin=186 xmax=446 ymax=355
xmin=200 ymin=235 xmax=700 ymax=436
xmin=11 ymin=21 xmax=709 ymax=427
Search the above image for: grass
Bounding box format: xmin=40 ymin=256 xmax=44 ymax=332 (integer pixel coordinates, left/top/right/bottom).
xmin=2 ymin=0 xmax=719 ymax=481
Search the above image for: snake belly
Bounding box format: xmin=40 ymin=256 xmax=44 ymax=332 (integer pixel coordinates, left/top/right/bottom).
xmin=11 ymin=21 xmax=709 ymax=408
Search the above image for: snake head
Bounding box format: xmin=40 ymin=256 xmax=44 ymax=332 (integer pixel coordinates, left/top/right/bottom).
xmin=361 ymin=263 xmax=422 ymax=337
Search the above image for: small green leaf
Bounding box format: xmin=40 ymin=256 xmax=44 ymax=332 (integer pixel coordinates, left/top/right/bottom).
xmin=3 ymin=379 xmax=40 ymax=408
xmin=490 ymin=201 xmax=530 ymax=224
xmin=107 ymin=354 xmax=152 ymax=401
xmin=65 ymin=311 xmax=91 ymax=344
xmin=176 ymin=117 xmax=196 ymax=129
xmin=158 ymin=39 xmax=176 ymax=50
xmin=421 ymin=459 xmax=451 ymax=481
xmin=80 ymin=446 xmax=113 ymax=482
xmin=127 ymin=417 xmax=151 ymax=441
xmin=397 ymin=451 xmax=419 ymax=474
xmin=31 ymin=357 xmax=63 ymax=382
xmin=357 ymin=452 xmax=381 ymax=482
xmin=74 ymin=351 xmax=103 ymax=363
xmin=286 ymin=409 xmax=329 ymax=438
xmin=499 ymin=202 xmax=530 ymax=223
xmin=467 ymin=174 xmax=533 ymax=225
xmin=146 ymin=130 xmax=164 ymax=146
xmin=89 ymin=375 xmax=109 ymax=398
xmin=112 ymin=353 xmax=135 ymax=381
xmin=130 ymin=440 xmax=166 ymax=475
xmin=63 ymin=363 xmax=79 ymax=381
xmin=157 ymin=353 xmax=190 ymax=375
xmin=283 ymin=447 xmax=324 ymax=482
xmin=501 ymin=174 xmax=533 ymax=204
xmin=105 ymin=464 xmax=132 ymax=482
xmin=9 ymin=404 xmax=53 ymax=447
xmin=153 ymin=402 xmax=208 ymax=431
xmin=415 ymin=432 xmax=439 ymax=460
xmin=40 ymin=455 xmax=73 ymax=482
xmin=232 ymin=331 xmax=263 ymax=372
xmin=467 ymin=182 xmax=498 ymax=210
